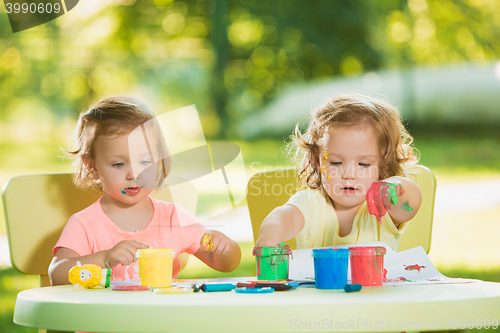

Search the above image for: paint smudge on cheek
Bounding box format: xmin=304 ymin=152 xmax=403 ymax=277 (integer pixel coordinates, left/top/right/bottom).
xmin=320 ymin=149 xmax=329 ymax=176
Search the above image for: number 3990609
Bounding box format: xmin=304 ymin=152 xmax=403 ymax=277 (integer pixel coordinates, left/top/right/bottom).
xmin=5 ymin=2 xmax=62 ymax=14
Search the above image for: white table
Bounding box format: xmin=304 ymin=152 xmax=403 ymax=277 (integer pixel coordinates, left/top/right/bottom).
xmin=14 ymin=280 xmax=500 ymax=332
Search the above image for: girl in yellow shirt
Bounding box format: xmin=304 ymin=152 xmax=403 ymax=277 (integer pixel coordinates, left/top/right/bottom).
xmin=256 ymin=93 xmax=422 ymax=251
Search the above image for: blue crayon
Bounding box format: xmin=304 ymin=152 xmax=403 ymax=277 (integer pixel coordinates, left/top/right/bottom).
xmin=344 ymin=284 xmax=362 ymax=293
xmin=202 ymin=283 xmax=236 ymax=292
xmin=191 ymin=283 xmax=236 ymax=292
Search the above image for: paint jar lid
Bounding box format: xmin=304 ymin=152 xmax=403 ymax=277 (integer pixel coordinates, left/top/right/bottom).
xmin=136 ymin=248 xmax=175 ymax=258
xmin=312 ymin=248 xmax=349 ymax=258
xmin=253 ymin=242 xmax=292 ymax=257
xmin=349 ymin=246 xmax=386 ymax=256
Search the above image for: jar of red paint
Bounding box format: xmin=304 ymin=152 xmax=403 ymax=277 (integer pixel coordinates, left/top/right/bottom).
xmin=349 ymin=246 xmax=386 ymax=286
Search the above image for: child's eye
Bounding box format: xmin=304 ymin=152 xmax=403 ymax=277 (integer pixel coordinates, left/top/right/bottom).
xmin=112 ymin=162 xmax=125 ymax=167
xmin=330 ymin=161 xmax=342 ymax=166
xmin=140 ymin=160 xmax=152 ymax=165
xmin=359 ymin=162 xmax=370 ymax=167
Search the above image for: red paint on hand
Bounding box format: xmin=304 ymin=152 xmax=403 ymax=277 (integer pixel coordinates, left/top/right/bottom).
xmin=366 ymin=181 xmax=404 ymax=223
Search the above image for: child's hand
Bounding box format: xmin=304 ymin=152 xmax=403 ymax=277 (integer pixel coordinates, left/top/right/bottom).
xmin=366 ymin=181 xmax=404 ymax=223
xmin=200 ymin=231 xmax=232 ymax=255
xmin=105 ymin=240 xmax=149 ymax=268
xmin=255 ymin=235 xmax=283 ymax=248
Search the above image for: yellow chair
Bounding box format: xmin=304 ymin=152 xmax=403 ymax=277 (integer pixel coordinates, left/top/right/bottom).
xmin=247 ymin=165 xmax=436 ymax=252
xmin=2 ymin=173 xmax=192 ymax=288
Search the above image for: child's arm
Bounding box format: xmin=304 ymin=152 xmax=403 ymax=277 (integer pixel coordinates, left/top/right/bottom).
xmin=386 ymin=176 xmax=422 ymax=224
xmin=367 ymin=176 xmax=422 ymax=226
xmin=255 ymin=205 xmax=305 ymax=247
xmin=193 ymin=230 xmax=241 ymax=272
xmin=49 ymin=240 xmax=149 ymax=285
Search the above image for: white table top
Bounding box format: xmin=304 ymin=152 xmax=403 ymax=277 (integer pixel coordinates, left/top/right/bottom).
xmin=14 ymin=280 xmax=500 ymax=332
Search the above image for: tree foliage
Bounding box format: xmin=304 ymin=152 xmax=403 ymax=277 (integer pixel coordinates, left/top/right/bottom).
xmin=0 ymin=0 xmax=498 ymax=139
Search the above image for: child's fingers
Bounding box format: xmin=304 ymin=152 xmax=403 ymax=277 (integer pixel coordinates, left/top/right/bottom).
xmin=373 ymin=185 xmax=387 ymax=218
xmin=213 ymin=239 xmax=224 ymax=254
xmin=117 ymin=243 xmax=141 ymax=263
xmin=220 ymin=241 xmax=231 ymax=255
xmin=201 ymin=233 xmax=216 ymax=251
xmin=113 ymin=252 xmax=133 ymax=266
xmin=380 ymin=184 xmax=391 ymax=211
xmin=209 ymin=235 xmax=222 ymax=253
xmin=366 ymin=187 xmax=376 ymax=215
xmin=201 ymin=231 xmax=232 ymax=254
xmin=130 ymin=241 xmax=150 ymax=249
xmin=214 ymin=234 xmax=232 ymax=254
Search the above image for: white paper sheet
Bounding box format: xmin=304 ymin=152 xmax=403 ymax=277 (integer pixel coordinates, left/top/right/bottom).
xmin=288 ymin=242 xmax=476 ymax=286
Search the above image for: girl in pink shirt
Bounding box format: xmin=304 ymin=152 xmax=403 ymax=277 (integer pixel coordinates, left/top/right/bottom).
xmin=49 ymin=96 xmax=241 ymax=285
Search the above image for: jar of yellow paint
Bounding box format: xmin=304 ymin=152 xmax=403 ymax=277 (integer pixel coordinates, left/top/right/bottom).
xmin=136 ymin=248 xmax=175 ymax=288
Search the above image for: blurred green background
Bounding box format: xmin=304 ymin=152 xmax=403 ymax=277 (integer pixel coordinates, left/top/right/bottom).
xmin=1 ymin=0 xmax=500 ymax=332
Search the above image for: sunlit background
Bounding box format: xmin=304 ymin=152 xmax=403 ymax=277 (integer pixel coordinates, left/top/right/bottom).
xmin=1 ymin=0 xmax=500 ymax=332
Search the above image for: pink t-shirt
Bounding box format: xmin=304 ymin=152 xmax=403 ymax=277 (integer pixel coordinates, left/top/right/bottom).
xmin=53 ymin=196 xmax=206 ymax=281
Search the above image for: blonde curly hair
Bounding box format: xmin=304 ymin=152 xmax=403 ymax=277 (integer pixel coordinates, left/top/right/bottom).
xmin=291 ymin=93 xmax=419 ymax=189
xmin=67 ymin=96 xmax=172 ymax=191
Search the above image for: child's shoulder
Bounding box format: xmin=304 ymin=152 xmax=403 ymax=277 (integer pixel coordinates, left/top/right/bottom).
xmin=72 ymin=198 xmax=101 ymax=218
xmin=67 ymin=198 xmax=103 ymax=227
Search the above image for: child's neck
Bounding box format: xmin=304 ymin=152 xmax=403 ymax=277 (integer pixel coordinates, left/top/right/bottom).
xmin=331 ymin=201 xmax=362 ymax=237
xmin=101 ymin=196 xmax=154 ymax=233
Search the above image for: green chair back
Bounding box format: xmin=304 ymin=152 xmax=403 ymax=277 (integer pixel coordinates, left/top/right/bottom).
xmin=2 ymin=173 xmax=190 ymax=287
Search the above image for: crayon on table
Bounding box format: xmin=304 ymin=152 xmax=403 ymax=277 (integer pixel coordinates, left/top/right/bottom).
xmin=344 ymin=284 xmax=362 ymax=293
xmin=191 ymin=283 xmax=237 ymax=292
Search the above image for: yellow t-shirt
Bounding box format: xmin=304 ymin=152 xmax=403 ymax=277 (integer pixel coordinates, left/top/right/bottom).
xmin=286 ymin=189 xmax=409 ymax=251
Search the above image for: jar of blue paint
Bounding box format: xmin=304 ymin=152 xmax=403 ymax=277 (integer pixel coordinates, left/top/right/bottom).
xmin=312 ymin=248 xmax=349 ymax=289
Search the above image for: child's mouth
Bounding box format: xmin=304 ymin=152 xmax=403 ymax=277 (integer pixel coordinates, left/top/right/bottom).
xmin=123 ymin=187 xmax=141 ymax=195
xmin=342 ymin=186 xmax=357 ymax=194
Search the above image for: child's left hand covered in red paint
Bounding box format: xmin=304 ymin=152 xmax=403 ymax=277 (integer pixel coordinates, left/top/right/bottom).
xmin=200 ymin=230 xmax=232 ymax=255
xmin=366 ymin=180 xmax=404 ymax=223
xmin=365 ymin=176 xmax=422 ymax=226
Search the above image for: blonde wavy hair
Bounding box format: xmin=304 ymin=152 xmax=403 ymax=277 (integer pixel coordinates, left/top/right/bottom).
xmin=291 ymin=93 xmax=419 ymax=189
xmin=67 ymin=96 xmax=172 ymax=191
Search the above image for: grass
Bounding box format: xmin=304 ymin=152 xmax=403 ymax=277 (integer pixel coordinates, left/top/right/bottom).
xmin=429 ymin=206 xmax=500 ymax=271
xmin=411 ymin=124 xmax=500 ymax=181
xmin=0 ymin=268 xmax=38 ymax=333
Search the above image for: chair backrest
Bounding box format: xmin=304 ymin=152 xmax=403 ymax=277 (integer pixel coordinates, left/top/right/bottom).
xmin=246 ymin=165 xmax=436 ymax=253
xmin=2 ymin=173 xmax=192 ymax=287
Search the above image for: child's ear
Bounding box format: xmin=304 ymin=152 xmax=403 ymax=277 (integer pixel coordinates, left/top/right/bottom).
xmin=83 ymin=154 xmax=99 ymax=180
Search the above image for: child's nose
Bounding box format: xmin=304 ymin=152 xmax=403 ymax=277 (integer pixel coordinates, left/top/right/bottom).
xmin=126 ymin=167 xmax=136 ymax=181
xmin=342 ymin=165 xmax=355 ymax=179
